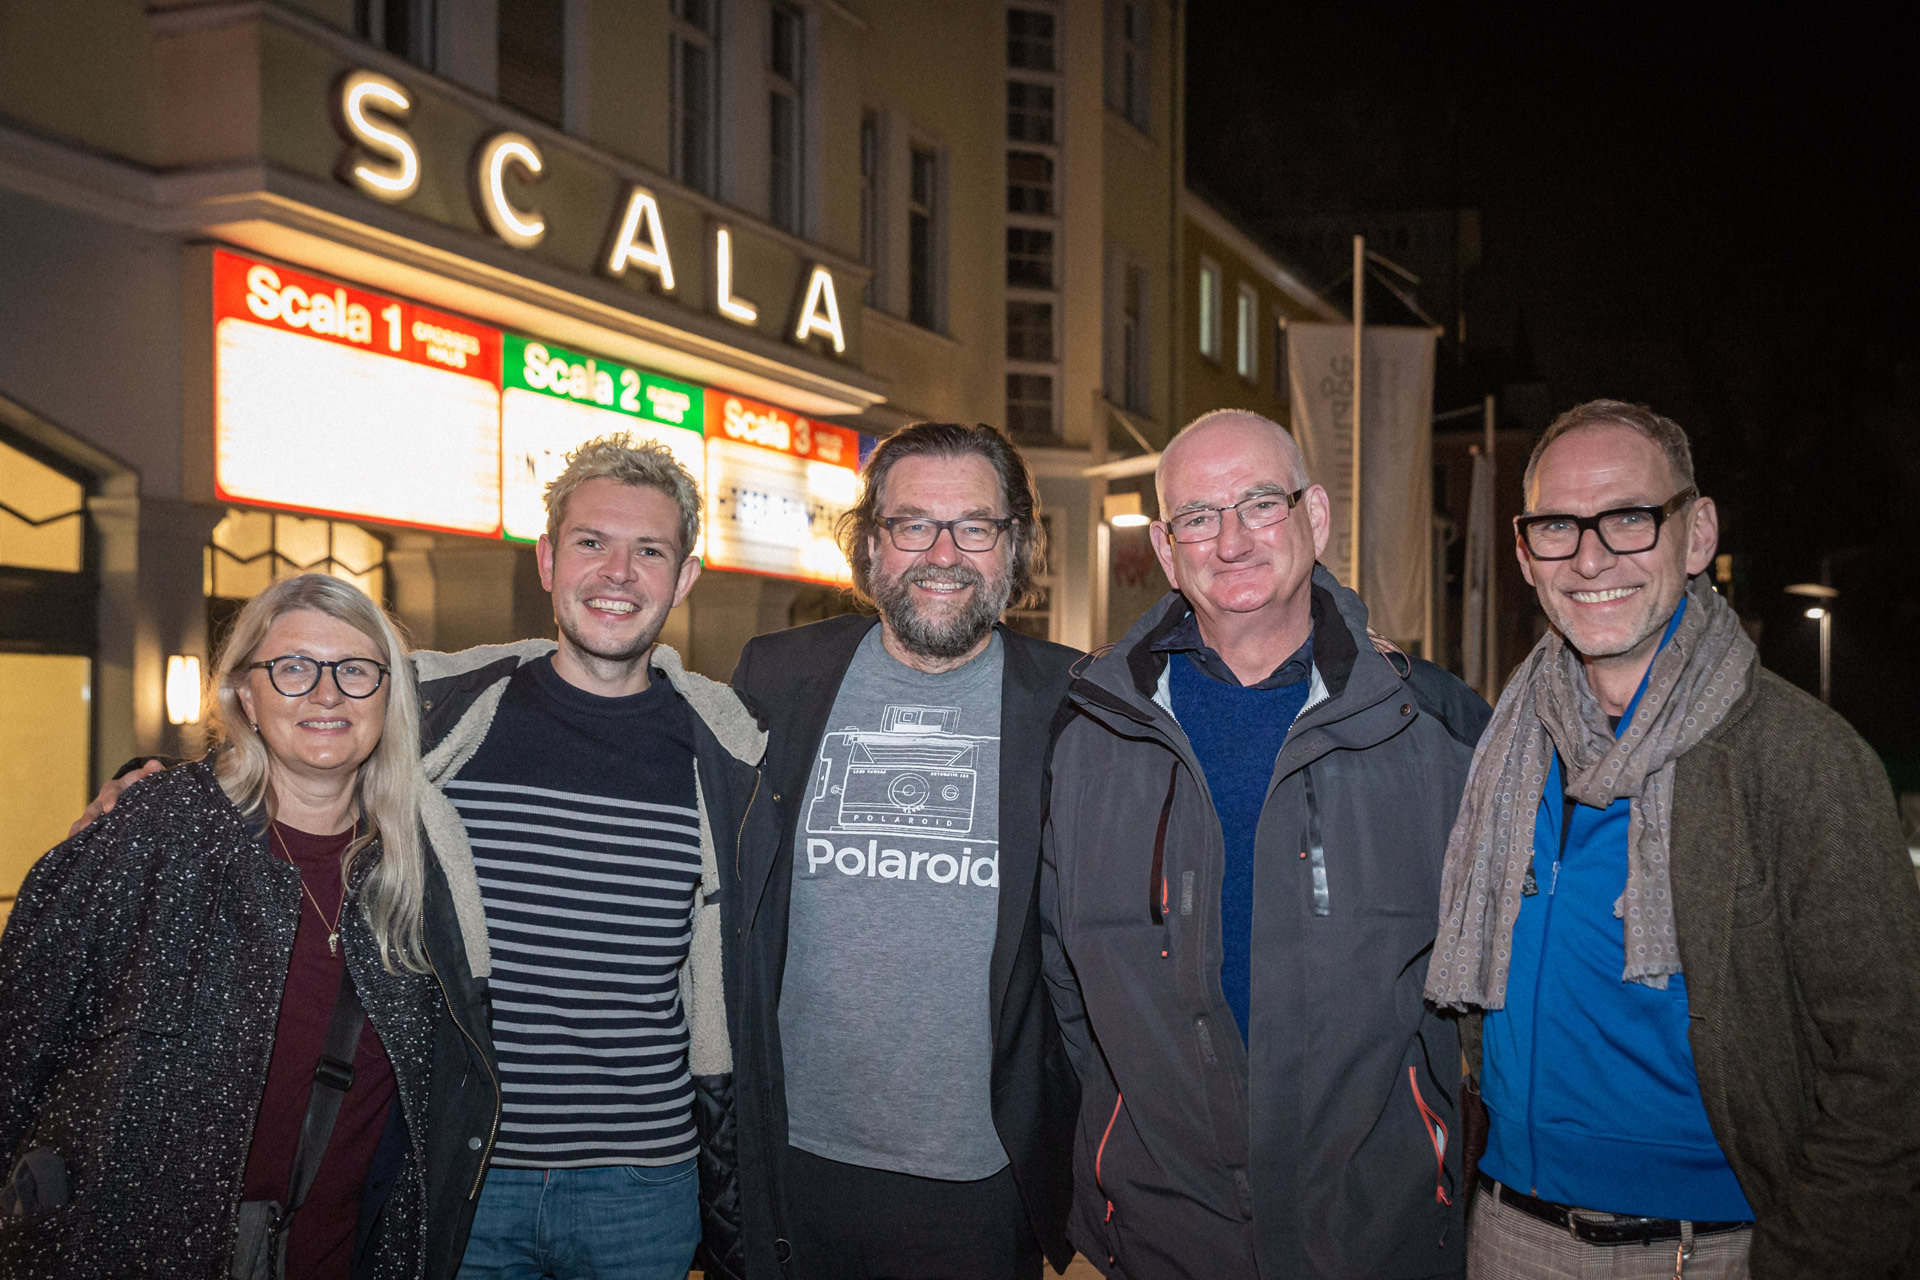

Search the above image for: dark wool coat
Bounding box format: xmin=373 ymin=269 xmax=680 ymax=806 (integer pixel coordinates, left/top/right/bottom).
xmin=1044 ymin=572 xmax=1486 ymax=1280
xmin=0 ymin=761 xmax=437 ymax=1280
xmin=1463 ymin=667 xmax=1920 ymax=1280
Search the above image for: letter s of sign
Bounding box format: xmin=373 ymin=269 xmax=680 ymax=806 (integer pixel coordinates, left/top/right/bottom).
xmin=245 ymin=265 xmax=284 ymax=322
xmin=474 ymin=132 xmax=547 ymax=249
xmin=331 ymin=71 xmax=421 ymax=201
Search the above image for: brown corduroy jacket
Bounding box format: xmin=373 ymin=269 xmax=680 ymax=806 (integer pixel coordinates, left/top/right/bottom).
xmin=1465 ymin=666 xmax=1920 ymax=1278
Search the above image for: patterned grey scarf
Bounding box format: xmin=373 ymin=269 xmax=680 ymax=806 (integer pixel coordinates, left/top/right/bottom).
xmin=1426 ymin=574 xmax=1757 ymax=1011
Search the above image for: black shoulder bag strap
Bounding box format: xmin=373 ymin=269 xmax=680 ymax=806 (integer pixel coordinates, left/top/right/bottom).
xmin=233 ymin=966 xmax=367 ymax=1280
xmin=288 ymin=966 xmax=367 ymax=1218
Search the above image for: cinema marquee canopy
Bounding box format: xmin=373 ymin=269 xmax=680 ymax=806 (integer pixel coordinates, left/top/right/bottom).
xmin=212 ymin=248 xmax=862 ymax=586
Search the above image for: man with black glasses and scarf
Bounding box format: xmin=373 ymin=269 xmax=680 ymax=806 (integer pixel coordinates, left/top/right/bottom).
xmin=1428 ymin=400 xmax=1920 ymax=1278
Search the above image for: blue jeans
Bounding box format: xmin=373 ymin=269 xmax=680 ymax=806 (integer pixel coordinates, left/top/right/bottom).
xmin=456 ymin=1163 xmax=700 ymax=1280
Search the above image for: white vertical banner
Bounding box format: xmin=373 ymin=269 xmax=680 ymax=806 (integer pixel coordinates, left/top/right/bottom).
xmin=1462 ymin=448 xmax=1493 ymax=690
xmin=1287 ymin=323 xmax=1437 ymax=643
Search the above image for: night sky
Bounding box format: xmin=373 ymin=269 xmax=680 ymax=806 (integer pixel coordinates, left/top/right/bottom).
xmin=1186 ymin=6 xmax=1920 ymax=781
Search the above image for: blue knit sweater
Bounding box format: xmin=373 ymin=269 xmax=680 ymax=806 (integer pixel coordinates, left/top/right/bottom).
xmin=1168 ymin=650 xmax=1312 ymax=1041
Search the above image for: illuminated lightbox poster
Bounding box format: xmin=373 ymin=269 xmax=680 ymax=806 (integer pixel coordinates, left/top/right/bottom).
xmin=702 ymin=390 xmax=860 ymax=585
xmin=212 ymin=250 xmax=504 ymax=535
xmin=500 ymin=335 xmax=706 ymax=544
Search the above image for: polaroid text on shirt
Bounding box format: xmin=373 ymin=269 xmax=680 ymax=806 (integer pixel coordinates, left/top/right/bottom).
xmin=804 ymin=838 xmax=998 ymax=888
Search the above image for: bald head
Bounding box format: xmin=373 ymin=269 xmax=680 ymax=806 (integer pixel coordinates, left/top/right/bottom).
xmin=1157 ymin=411 xmax=1310 ymax=515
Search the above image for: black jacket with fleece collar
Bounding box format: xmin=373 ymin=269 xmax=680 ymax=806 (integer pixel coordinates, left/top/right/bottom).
xmin=413 ymin=640 xmax=767 ymax=1280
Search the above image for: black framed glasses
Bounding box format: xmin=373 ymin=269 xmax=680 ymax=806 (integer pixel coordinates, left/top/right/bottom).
xmin=1160 ymin=487 xmax=1307 ymax=544
xmin=1515 ymin=487 xmax=1697 ymax=561
xmin=877 ymin=515 xmax=1015 ymax=553
xmin=248 ymin=655 xmax=390 ymax=699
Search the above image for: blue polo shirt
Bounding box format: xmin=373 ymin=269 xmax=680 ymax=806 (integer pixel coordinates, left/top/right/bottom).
xmin=1479 ymin=600 xmax=1753 ymax=1220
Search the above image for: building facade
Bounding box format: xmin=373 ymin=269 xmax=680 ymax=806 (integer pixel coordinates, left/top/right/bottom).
xmin=0 ymin=0 xmax=1341 ymax=915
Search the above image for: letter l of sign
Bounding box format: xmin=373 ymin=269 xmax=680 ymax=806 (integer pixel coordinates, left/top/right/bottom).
xmin=714 ymin=227 xmax=759 ymax=325
xmin=605 ymin=187 xmax=675 ymax=290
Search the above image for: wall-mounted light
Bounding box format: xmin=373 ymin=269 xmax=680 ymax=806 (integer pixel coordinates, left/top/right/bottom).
xmin=166 ymin=655 xmax=203 ymax=726
xmin=1103 ymin=492 xmax=1150 ymax=528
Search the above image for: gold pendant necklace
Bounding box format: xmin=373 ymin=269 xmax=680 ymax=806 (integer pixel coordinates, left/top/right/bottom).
xmin=269 ymin=822 xmax=350 ymax=957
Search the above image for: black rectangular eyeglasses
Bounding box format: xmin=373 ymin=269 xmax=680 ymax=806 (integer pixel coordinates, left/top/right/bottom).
xmin=1515 ymin=487 xmax=1696 ymax=560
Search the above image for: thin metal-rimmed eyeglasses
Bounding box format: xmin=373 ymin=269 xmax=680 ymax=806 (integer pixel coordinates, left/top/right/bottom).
xmin=1160 ymin=487 xmax=1308 ymax=544
xmin=1514 ymin=486 xmax=1697 ymax=561
xmin=247 ymin=655 xmax=390 ymax=699
xmin=877 ymin=515 xmax=1016 ymax=553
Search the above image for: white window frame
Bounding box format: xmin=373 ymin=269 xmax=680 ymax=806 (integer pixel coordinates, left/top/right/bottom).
xmin=1198 ymin=257 xmax=1222 ymax=360
xmin=859 ymin=109 xmax=885 ymax=307
xmin=1006 ymin=2 xmax=1064 ymax=442
xmin=1104 ymin=0 xmax=1150 ymax=132
xmin=767 ymin=2 xmax=804 ymax=235
xmin=669 ymin=0 xmax=720 ymax=196
xmin=1236 ymin=283 xmax=1258 ymax=381
xmin=907 ymin=140 xmax=947 ymax=332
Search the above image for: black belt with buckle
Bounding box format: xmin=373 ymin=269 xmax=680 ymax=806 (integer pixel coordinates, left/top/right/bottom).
xmin=1478 ymin=1172 xmax=1749 ymax=1246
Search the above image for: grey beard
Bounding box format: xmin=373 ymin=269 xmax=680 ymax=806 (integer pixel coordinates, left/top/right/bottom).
xmin=870 ymin=563 xmax=1013 ymax=660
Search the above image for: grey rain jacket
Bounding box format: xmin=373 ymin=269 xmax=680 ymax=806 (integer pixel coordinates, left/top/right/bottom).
xmin=414 ymin=640 xmax=767 ymax=1280
xmin=1042 ymin=570 xmax=1486 ymax=1279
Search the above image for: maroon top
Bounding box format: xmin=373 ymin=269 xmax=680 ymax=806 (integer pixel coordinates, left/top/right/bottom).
xmin=240 ymin=821 xmax=397 ymax=1280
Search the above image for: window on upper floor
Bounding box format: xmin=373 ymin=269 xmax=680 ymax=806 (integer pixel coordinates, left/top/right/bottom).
xmin=1006 ymin=300 xmax=1055 ymax=362
xmin=498 ymin=0 xmax=565 ymax=127
xmin=1006 ymin=227 xmax=1055 ymax=290
xmin=1105 ymin=0 xmax=1150 ymax=131
xmin=671 ymin=0 xmax=720 ymax=196
xmin=1007 ymin=81 xmax=1056 ymax=144
xmin=1198 ymin=257 xmax=1222 ymax=360
xmin=1236 ymin=283 xmax=1259 ymax=381
xmin=1006 ymin=372 xmax=1056 ymax=442
xmin=768 ymin=3 xmax=804 ymax=234
xmin=860 ymin=111 xmax=883 ymax=307
xmin=908 ymin=144 xmax=944 ymax=331
xmin=1007 ymin=150 xmax=1054 ymax=216
xmin=357 ymin=0 xmax=437 ymax=68
xmin=1275 ymin=319 xmax=1291 ymax=405
xmin=1008 ymin=8 xmax=1057 ymax=71
xmin=1122 ymin=263 xmax=1147 ymax=411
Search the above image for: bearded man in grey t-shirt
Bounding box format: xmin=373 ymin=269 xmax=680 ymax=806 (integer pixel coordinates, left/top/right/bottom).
xmin=730 ymin=423 xmax=1082 ymax=1280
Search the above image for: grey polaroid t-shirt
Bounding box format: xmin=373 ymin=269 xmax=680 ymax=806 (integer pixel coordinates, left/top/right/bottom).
xmin=779 ymin=627 xmax=1007 ymax=1180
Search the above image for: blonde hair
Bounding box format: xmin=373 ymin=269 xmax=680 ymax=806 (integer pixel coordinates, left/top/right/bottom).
xmin=544 ymin=433 xmax=701 ymax=556
xmin=209 ymin=574 xmax=429 ymax=973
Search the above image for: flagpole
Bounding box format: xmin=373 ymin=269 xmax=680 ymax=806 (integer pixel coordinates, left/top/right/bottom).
xmin=1350 ymin=234 xmax=1365 ymax=599
xmin=1482 ymin=392 xmax=1498 ymax=699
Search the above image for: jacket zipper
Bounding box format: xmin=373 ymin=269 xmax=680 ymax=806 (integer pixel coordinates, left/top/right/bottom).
xmin=1523 ymin=781 xmax=1578 ymax=1194
xmin=426 ymin=942 xmax=500 ymax=1199
xmin=734 ymin=769 xmax=763 ymax=884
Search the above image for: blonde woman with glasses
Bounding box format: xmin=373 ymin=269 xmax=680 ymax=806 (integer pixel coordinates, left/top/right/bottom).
xmin=0 ymin=574 xmax=493 ymax=1280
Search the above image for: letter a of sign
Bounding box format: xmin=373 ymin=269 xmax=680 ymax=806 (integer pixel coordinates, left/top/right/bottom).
xmin=793 ymin=266 xmax=847 ymax=353
xmin=605 ymin=187 xmax=675 ymax=290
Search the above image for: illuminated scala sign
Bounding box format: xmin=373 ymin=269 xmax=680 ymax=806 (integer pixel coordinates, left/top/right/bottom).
xmin=703 ymin=391 xmax=859 ymax=585
xmin=212 ymin=249 xmax=504 ymax=535
xmin=212 ymin=248 xmax=864 ymax=586
xmin=501 ymin=335 xmax=706 ymax=544
xmin=331 ymin=70 xmax=848 ymax=355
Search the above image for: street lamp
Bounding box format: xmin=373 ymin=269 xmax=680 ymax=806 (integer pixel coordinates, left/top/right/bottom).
xmin=1784 ymin=583 xmax=1839 ymax=704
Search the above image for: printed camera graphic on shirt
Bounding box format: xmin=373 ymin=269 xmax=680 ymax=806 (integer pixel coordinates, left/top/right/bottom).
xmin=809 ymin=704 xmax=981 ymax=835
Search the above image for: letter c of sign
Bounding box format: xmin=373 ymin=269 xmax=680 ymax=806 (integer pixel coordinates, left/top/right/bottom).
xmin=474 ymin=133 xmax=547 ymax=249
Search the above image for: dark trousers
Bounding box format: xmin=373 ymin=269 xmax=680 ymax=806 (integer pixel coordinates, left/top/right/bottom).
xmin=781 ymin=1144 xmax=1043 ymax=1280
